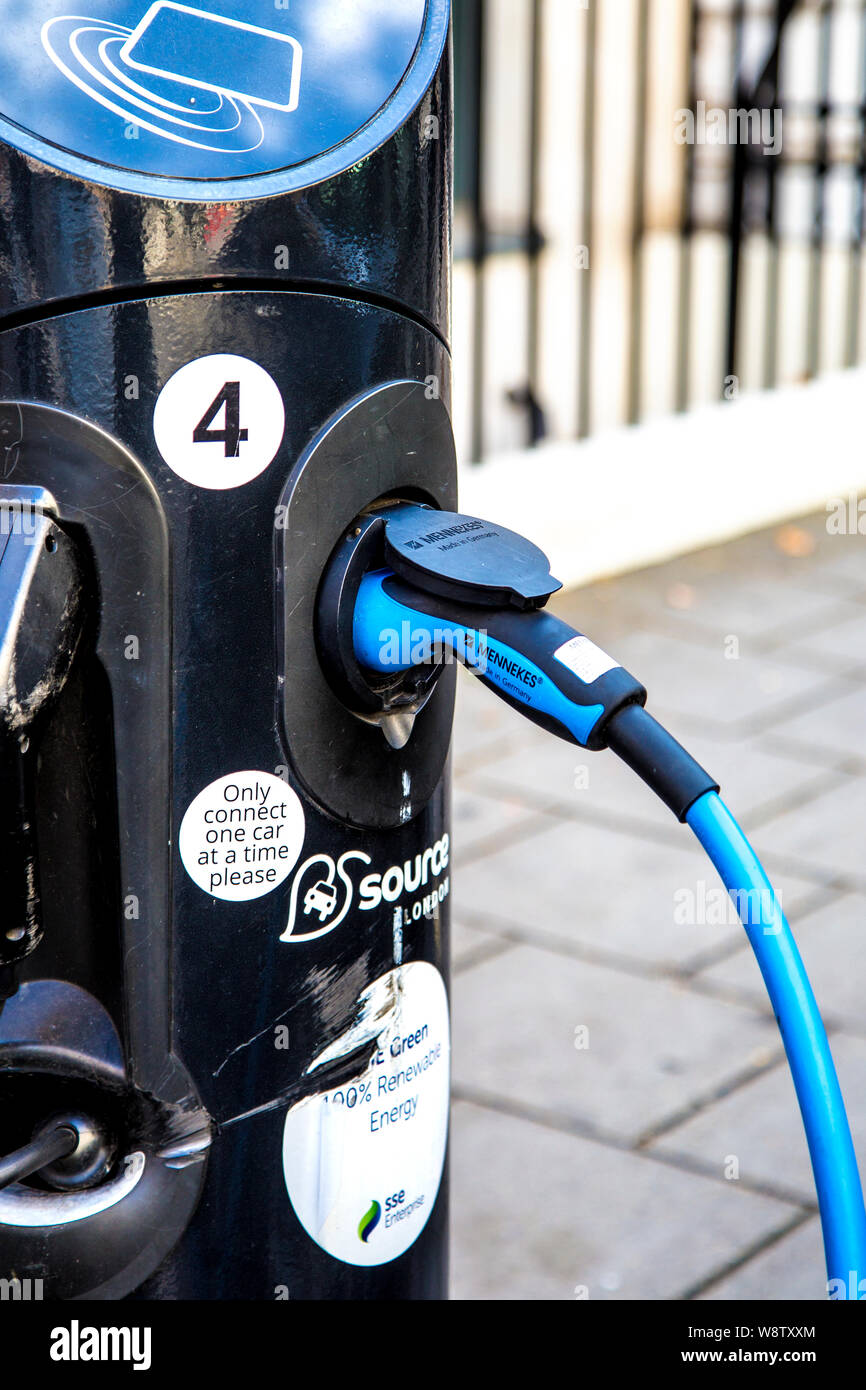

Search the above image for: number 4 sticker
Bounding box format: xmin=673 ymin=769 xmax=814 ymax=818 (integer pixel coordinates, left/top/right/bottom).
xmin=154 ymin=354 xmax=285 ymax=489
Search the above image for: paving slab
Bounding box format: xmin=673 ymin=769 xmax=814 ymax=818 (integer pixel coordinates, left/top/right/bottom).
xmin=611 ymin=577 xmax=866 ymax=651
xmin=572 ymin=629 xmax=846 ymax=739
xmin=772 ymin=607 xmax=866 ymax=673
xmin=450 ymin=1100 xmax=801 ymax=1301
xmin=696 ymin=1217 xmax=826 ymax=1301
xmin=459 ymin=722 xmax=841 ymax=838
xmin=747 ymin=776 xmax=866 ymax=890
xmin=451 ymin=807 xmax=820 ymax=970
xmin=768 ymin=683 xmax=866 ymax=765
xmin=649 ymin=1033 xmax=866 ymax=1205
xmin=452 ymin=916 xmax=512 ymax=972
xmin=452 ymin=944 xmax=781 ymax=1144
xmin=450 ymin=785 xmax=558 ymax=866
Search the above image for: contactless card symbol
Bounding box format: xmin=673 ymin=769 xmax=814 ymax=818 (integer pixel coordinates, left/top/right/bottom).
xmin=42 ymin=3 xmax=303 ymax=154
xmin=122 ymin=3 xmax=303 ymax=112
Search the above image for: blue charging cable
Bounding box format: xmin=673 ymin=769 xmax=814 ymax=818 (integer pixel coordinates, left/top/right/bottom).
xmin=352 ymin=564 xmax=866 ymax=1298
xmin=687 ymin=792 xmax=866 ymax=1297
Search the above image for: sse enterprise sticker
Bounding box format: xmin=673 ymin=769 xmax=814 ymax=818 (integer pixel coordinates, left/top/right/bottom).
xmin=282 ymin=962 xmax=449 ymax=1266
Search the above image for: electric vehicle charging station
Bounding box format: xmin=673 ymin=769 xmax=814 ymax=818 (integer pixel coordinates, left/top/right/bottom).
xmin=0 ymin=0 xmax=455 ymax=1299
xmin=0 ymin=0 xmax=864 ymax=1310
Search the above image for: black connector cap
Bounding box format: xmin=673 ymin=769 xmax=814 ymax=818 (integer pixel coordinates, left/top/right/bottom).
xmin=380 ymin=503 xmax=562 ymax=610
xmin=603 ymin=702 xmax=719 ymax=821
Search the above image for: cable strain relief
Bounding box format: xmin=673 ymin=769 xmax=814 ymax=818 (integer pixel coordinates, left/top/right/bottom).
xmin=603 ymin=702 xmax=719 ymax=821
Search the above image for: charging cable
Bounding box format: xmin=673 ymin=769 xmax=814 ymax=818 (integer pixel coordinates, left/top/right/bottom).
xmin=341 ymin=511 xmax=866 ymax=1299
xmin=0 ymin=1122 xmax=78 ymax=1191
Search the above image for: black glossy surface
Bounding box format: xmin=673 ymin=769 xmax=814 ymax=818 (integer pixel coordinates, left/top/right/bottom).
xmin=0 ymin=293 xmax=453 ymax=1298
xmin=139 ymin=1100 xmax=449 ymax=1301
xmin=0 ymin=1 xmax=453 ymax=1298
xmin=0 ymin=513 xmax=85 ymax=970
xmin=0 ymin=406 xmax=208 ymax=1297
xmin=282 ymin=382 xmax=457 ymax=828
xmin=0 ymin=29 xmax=452 ymax=338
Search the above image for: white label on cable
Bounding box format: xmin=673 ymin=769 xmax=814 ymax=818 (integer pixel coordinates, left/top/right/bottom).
xmin=179 ymin=770 xmax=305 ymax=900
xmin=553 ymin=634 xmax=620 ymax=684
xmin=282 ymin=961 xmax=450 ymax=1267
xmin=153 ymin=353 xmax=285 ymax=489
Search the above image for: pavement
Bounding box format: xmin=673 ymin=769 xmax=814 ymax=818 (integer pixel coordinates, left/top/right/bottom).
xmin=448 ymin=508 xmax=866 ymax=1300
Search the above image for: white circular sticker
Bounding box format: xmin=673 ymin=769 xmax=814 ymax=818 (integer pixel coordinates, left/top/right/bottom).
xmin=153 ymin=354 xmax=285 ymax=488
xmin=283 ymin=962 xmax=450 ymax=1266
xmin=179 ymin=770 xmax=305 ymax=901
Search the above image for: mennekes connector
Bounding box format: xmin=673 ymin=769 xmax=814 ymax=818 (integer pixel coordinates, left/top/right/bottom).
xmin=323 ymin=501 xmax=717 ymax=814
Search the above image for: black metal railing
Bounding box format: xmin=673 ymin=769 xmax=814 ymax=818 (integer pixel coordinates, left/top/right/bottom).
xmin=453 ymin=0 xmax=866 ymax=462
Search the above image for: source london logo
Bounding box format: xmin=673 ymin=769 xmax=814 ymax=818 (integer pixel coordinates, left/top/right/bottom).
xmin=358 ymin=1200 xmax=381 ymax=1244
xmin=280 ymin=850 xmax=371 ymax=943
xmin=280 ymin=835 xmax=450 ymax=943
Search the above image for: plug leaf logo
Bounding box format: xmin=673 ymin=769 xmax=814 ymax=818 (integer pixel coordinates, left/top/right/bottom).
xmin=358 ymin=1200 xmax=381 ymax=1244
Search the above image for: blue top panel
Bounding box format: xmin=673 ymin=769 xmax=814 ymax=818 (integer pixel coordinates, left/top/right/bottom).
xmin=0 ymin=1 xmax=443 ymax=195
